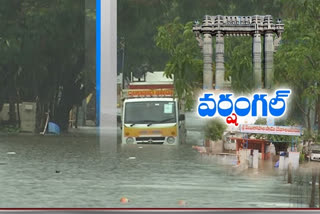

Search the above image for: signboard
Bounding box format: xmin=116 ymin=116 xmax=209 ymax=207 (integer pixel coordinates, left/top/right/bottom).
xmin=240 ymin=124 xmax=301 ymax=136
xmin=123 ymin=89 xmax=174 ymax=98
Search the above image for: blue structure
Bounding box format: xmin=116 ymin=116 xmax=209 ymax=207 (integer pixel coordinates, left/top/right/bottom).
xmin=96 ymin=0 xmax=101 ymax=126
xmin=48 ymin=122 xmax=61 ymax=135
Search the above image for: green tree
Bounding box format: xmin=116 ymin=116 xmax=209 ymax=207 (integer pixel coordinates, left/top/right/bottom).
xmin=118 ymin=0 xmax=283 ymax=88
xmin=0 ymin=0 xmax=25 ymax=125
xmin=225 ymin=37 xmax=253 ymax=93
xmin=274 ymin=0 xmax=320 ymax=133
xmin=155 ymin=18 xmax=203 ymax=110
xmin=0 ymin=0 xmax=95 ymax=132
xmin=117 ymin=0 xmax=174 ymax=79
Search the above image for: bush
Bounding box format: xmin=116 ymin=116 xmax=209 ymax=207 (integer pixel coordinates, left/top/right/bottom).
xmin=254 ymin=117 xmax=267 ymax=125
xmin=0 ymin=125 xmax=20 ymax=134
xmin=315 ymin=134 xmax=320 ymax=143
xmin=204 ymin=119 xmax=227 ymax=141
xmin=299 ymin=153 xmax=305 ymax=163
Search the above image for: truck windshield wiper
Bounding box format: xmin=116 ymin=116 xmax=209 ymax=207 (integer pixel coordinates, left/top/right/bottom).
xmin=157 ymin=118 xmax=176 ymax=123
xmin=125 ymin=122 xmax=137 ymax=127
xmin=127 ymin=120 xmax=156 ymax=127
xmin=148 ymin=118 xmax=176 ymax=126
xmin=145 ymin=120 xmax=158 ymax=127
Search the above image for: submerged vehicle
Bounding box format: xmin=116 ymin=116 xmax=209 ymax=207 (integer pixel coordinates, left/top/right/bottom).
xmin=310 ymin=144 xmax=320 ymax=161
xmin=119 ymin=71 xmax=186 ymax=145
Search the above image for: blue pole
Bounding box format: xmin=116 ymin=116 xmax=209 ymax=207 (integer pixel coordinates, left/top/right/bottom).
xmin=96 ymin=0 xmax=101 ymax=127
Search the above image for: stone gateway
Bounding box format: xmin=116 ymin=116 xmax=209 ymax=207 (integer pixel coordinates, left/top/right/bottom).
xmin=193 ymin=15 xmax=284 ymax=90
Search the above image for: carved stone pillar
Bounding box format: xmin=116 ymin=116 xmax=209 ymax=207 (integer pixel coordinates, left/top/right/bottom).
xmin=215 ymin=32 xmax=224 ymax=89
xmin=253 ymin=33 xmax=262 ymax=89
xmin=203 ymin=33 xmax=213 ymax=90
xmin=264 ymin=32 xmax=274 ymax=89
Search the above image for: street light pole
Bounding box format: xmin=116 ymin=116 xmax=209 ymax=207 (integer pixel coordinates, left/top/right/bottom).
xmin=120 ymin=37 xmax=125 ymax=90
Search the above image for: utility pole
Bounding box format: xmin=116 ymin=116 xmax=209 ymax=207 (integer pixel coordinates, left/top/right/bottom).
xmin=319 ymin=169 xmax=320 ymax=207
xmin=120 ymin=37 xmax=125 ymax=90
xmin=310 ymin=168 xmax=316 ymax=208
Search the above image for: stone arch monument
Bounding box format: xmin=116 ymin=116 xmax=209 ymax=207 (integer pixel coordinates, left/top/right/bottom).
xmin=193 ymin=15 xmax=284 ymax=90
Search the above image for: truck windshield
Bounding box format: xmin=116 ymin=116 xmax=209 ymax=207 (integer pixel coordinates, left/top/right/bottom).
xmin=125 ymin=101 xmax=176 ymax=124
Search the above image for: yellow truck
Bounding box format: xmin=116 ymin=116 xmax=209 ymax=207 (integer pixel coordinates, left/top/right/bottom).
xmin=118 ymin=72 xmax=186 ymax=145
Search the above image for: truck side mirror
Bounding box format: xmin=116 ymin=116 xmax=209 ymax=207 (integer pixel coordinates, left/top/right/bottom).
xmin=117 ymin=115 xmax=122 ymax=123
xmin=179 ymin=114 xmax=185 ymax=121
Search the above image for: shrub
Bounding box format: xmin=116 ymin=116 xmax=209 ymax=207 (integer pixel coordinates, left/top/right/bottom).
xmin=204 ymin=119 xmax=227 ymax=141
xmin=254 ymin=117 xmax=267 ymax=125
xmin=299 ymin=153 xmax=305 ymax=163
xmin=0 ymin=125 xmax=20 ymax=134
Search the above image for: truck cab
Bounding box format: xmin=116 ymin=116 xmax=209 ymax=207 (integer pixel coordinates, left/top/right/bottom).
xmin=119 ymin=71 xmax=186 ymax=145
xmin=122 ymin=97 xmax=186 ymax=145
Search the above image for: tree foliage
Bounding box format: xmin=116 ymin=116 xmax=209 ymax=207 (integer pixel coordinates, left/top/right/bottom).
xmin=274 ymin=0 xmax=320 ymax=132
xmin=0 ymin=0 xmax=95 ymax=131
xmin=118 ymin=0 xmax=284 ymax=80
xmin=155 ymin=18 xmax=203 ymax=110
xmin=225 ymin=37 xmax=254 ymax=93
xmin=117 ymin=0 xmax=175 ymax=79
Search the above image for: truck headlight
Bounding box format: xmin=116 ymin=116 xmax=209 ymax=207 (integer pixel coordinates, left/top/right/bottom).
xmin=167 ymin=136 xmax=175 ymax=144
xmin=126 ymin=137 xmax=134 ymax=144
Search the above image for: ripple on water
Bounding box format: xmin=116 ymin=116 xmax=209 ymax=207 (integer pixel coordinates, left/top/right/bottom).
xmin=0 ymin=135 xmax=305 ymax=207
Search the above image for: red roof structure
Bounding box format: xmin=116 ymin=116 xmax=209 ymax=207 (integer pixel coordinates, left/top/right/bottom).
xmin=229 ymin=137 xmax=270 ymax=160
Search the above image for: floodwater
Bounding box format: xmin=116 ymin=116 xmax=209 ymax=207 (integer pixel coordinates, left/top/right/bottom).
xmin=0 ymin=129 xmax=310 ymax=208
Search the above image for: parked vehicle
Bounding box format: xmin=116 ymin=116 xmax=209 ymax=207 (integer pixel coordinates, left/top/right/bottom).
xmin=310 ymin=144 xmax=320 ymax=161
xmin=119 ymin=71 xmax=186 ymax=145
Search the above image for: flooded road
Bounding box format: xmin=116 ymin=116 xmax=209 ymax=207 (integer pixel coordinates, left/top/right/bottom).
xmin=0 ymin=132 xmax=307 ymax=208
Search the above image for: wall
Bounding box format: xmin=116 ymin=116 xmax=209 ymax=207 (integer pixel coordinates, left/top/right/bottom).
xmin=206 ymin=140 xmax=223 ymax=154
xmin=0 ymin=104 xmax=18 ymax=121
xmin=224 ymin=141 xmax=236 ymax=151
xmin=0 ymin=102 xmax=37 ymax=133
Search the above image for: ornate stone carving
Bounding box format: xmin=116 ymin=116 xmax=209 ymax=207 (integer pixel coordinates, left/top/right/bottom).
xmin=203 ymin=33 xmax=213 ymax=90
xmin=253 ymin=33 xmax=262 ymax=89
xmin=215 ymin=32 xmax=225 ymax=89
xmin=193 ymin=15 xmax=284 ymax=90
